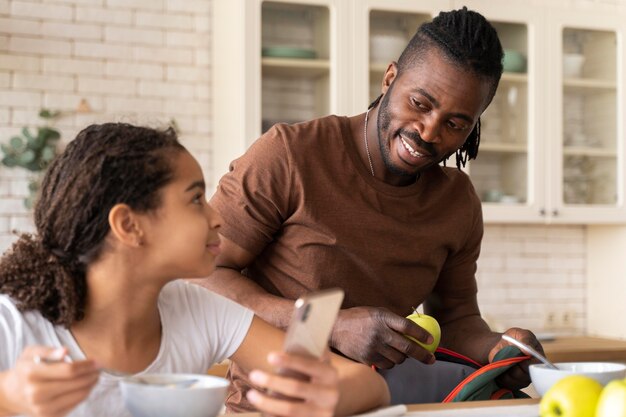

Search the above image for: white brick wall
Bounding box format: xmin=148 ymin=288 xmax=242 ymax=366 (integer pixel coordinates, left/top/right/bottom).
xmin=0 ymin=0 xmax=212 ymax=255
xmin=1 ymin=0 xmax=618 ymax=339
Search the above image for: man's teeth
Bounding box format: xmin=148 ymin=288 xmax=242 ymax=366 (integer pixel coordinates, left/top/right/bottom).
xmin=401 ymin=136 xmax=424 ymax=158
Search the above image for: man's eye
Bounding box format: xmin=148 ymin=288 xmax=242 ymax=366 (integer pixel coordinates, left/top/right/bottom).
xmin=448 ymin=120 xmax=467 ymax=131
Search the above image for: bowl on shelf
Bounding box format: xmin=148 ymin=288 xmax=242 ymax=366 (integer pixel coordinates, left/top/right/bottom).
xmin=563 ymin=53 xmax=585 ymax=78
xmin=369 ymin=31 xmax=407 ymax=63
xmin=502 ymin=49 xmax=527 ymax=73
xmin=530 ymin=362 xmax=626 ymax=396
xmin=262 ymin=46 xmax=317 ymax=59
xmin=120 ymin=374 xmax=229 ymax=417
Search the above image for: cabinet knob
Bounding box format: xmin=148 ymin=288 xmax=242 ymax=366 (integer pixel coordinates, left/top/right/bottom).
xmin=539 ymin=208 xmax=546 ymax=216
xmin=552 ymin=209 xmax=559 ymax=216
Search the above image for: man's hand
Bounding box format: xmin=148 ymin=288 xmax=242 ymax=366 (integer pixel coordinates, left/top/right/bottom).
xmin=330 ymin=307 xmax=436 ymax=369
xmin=0 ymin=346 xmax=100 ymax=417
xmin=489 ymin=327 xmax=544 ymax=390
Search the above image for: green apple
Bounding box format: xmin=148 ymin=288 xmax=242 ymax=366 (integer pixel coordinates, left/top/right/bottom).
xmin=596 ymin=379 xmax=626 ymax=417
xmin=539 ymin=375 xmax=603 ymax=417
xmin=404 ymin=309 xmax=441 ymax=353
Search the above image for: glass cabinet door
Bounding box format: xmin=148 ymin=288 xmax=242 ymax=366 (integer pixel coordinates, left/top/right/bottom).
xmin=560 ymin=28 xmax=617 ymax=207
xmin=261 ymin=2 xmax=331 ymax=132
xmin=368 ymin=10 xmax=432 ymax=103
xmin=468 ymin=22 xmax=529 ymax=207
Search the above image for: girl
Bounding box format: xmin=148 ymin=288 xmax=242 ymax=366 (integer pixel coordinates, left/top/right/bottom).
xmin=0 ymin=123 xmax=389 ymax=417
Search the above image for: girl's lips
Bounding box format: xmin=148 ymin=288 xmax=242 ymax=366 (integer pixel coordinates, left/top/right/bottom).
xmin=206 ymin=242 xmax=221 ymax=256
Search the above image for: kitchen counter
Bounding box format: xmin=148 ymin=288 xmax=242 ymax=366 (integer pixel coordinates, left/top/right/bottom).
xmin=542 ymin=336 xmax=626 ymax=363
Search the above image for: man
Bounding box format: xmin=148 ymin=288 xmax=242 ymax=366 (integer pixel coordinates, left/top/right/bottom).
xmin=202 ymin=7 xmax=543 ymax=411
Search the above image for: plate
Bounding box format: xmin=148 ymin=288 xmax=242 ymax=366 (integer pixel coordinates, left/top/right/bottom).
xmin=262 ymin=46 xmax=316 ymax=59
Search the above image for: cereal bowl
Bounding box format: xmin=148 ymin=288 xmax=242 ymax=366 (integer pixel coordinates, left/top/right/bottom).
xmin=120 ymin=374 xmax=229 ymax=417
xmin=530 ymin=362 xmax=626 ymax=396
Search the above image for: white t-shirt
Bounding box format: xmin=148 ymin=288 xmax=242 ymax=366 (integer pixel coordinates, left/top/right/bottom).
xmin=0 ymin=280 xmax=254 ymax=417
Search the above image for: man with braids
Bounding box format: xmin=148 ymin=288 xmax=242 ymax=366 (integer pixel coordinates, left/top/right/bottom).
xmin=200 ymin=6 xmax=544 ymax=410
xmin=0 ymin=123 xmax=389 ymax=417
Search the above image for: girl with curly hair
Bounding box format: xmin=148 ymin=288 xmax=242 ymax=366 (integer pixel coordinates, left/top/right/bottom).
xmin=0 ymin=123 xmax=389 ymax=417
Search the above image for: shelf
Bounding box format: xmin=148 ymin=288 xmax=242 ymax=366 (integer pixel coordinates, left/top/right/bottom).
xmin=262 ymin=57 xmax=330 ymax=78
xmin=563 ymin=146 xmax=617 ymax=158
xmin=480 ymin=142 xmax=527 ymax=153
xmin=369 ymin=62 xmax=391 ymax=74
xmin=563 ymin=78 xmax=616 ymax=91
xmin=501 ymin=72 xmax=528 ymax=83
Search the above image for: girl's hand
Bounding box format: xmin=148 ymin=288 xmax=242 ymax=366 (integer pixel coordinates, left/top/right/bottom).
xmin=246 ymin=351 xmax=340 ymax=417
xmin=1 ymin=346 xmax=100 ymax=417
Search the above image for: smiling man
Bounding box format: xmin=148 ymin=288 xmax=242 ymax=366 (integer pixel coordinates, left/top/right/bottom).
xmin=201 ymin=7 xmax=544 ymax=411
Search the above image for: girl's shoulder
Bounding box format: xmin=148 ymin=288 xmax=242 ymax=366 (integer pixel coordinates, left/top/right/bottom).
xmin=158 ymin=280 xmax=253 ymax=321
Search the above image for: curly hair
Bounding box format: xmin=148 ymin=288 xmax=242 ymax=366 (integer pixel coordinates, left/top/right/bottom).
xmin=396 ymin=7 xmax=504 ymax=169
xmin=0 ymin=123 xmax=185 ymax=327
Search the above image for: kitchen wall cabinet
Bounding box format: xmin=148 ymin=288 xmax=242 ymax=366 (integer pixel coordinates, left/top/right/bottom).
xmin=212 ymin=0 xmax=626 ymax=224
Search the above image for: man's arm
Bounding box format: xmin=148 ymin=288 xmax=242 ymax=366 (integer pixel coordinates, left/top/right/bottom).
xmin=425 ymin=292 xmax=500 ymax=363
xmin=194 ymin=236 xmax=294 ymax=329
xmin=426 ymin=292 xmax=543 ymax=390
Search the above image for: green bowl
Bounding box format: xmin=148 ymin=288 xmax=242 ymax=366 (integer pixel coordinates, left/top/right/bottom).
xmin=262 ymin=46 xmax=316 ymax=59
xmin=502 ymin=49 xmax=526 ymax=73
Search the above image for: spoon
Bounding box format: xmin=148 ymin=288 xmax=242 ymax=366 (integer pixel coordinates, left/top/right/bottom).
xmin=39 ymin=356 xmax=198 ymax=388
xmin=502 ymin=334 xmax=559 ymax=370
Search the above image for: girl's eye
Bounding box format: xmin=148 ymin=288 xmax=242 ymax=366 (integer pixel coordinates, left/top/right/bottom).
xmin=192 ymin=193 xmax=204 ymax=205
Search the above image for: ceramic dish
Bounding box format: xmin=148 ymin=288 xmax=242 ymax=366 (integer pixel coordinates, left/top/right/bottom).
xmin=262 ymin=46 xmax=316 ymax=59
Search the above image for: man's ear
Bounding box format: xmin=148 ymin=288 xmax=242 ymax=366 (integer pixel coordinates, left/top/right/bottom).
xmin=381 ymin=61 xmax=398 ymax=94
xmin=108 ymin=204 xmax=144 ymax=247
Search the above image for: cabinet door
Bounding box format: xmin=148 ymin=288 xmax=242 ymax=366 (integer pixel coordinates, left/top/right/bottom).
xmin=350 ymin=0 xmax=449 ymax=115
xmin=546 ymin=8 xmax=626 ymax=224
xmin=452 ymin=0 xmax=547 ymax=223
xmin=212 ymin=0 xmax=350 ymax=184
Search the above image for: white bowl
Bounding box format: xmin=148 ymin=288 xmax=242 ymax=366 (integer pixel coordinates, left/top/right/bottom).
xmin=370 ymin=32 xmax=407 ymax=63
xmin=120 ymin=374 xmax=229 ymax=417
xmin=563 ymin=53 xmax=585 ymax=78
xmin=530 ymin=362 xmax=626 ymax=396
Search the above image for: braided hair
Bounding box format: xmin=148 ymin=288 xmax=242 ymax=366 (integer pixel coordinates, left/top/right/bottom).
xmin=0 ymin=123 xmax=185 ymax=327
xmin=395 ymin=7 xmax=503 ymax=169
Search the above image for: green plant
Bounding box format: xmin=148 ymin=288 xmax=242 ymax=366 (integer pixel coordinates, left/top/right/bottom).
xmin=1 ymin=109 xmax=62 ymax=208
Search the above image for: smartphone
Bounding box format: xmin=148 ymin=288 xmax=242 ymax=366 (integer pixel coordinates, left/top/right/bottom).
xmin=283 ymin=288 xmax=345 ymax=359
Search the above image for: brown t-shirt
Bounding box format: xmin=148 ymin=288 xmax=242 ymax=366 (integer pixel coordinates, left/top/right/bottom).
xmin=210 ymin=115 xmax=483 ymax=412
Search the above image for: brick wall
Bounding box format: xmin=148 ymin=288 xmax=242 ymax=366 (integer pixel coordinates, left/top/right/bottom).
xmin=0 ymin=0 xmax=212 ymax=250
xmin=0 ymin=0 xmax=612 ymax=337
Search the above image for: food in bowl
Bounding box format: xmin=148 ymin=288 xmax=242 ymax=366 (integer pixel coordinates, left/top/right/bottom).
xmin=120 ymin=374 xmax=229 ymax=417
xmin=530 ymin=362 xmax=626 ymax=396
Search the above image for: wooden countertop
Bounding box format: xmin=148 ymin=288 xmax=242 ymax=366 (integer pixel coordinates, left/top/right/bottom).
xmin=230 ymin=399 xmax=540 ymax=416
xmin=542 ymin=336 xmax=626 ymax=363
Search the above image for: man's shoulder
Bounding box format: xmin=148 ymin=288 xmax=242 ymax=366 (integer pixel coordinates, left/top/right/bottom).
xmin=424 ymin=166 xmax=480 ymax=207
xmin=267 ymin=115 xmax=349 ymax=147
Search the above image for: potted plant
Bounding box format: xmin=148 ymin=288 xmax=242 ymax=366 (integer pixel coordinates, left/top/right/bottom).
xmin=1 ymin=109 xmax=62 ymax=208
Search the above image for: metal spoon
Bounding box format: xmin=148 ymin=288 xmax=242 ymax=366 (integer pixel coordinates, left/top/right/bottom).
xmin=502 ymin=334 xmax=559 ymax=370
xmin=39 ymin=355 xmax=198 ymax=387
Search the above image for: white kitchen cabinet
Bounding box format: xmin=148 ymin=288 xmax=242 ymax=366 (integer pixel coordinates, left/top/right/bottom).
xmin=454 ymin=0 xmax=626 ymax=224
xmin=212 ymin=0 xmax=626 ymax=224
xmin=211 ymin=0 xmax=351 ymax=182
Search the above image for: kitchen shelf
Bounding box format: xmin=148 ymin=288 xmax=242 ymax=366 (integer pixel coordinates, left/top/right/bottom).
xmin=480 ymin=143 xmax=528 ymax=153
xmin=262 ymin=57 xmax=330 ymax=78
xmin=564 ymin=78 xmax=617 ymax=91
xmin=563 ymin=146 xmax=617 ymax=157
xmin=501 ymin=72 xmax=528 ymax=83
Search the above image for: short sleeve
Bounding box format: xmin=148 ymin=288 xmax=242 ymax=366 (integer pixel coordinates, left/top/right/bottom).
xmin=0 ymin=296 xmax=24 ymax=371
xmin=210 ymin=124 xmax=293 ymax=255
xmin=432 ymin=177 xmax=483 ymax=300
xmin=167 ymin=282 xmax=254 ymax=365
